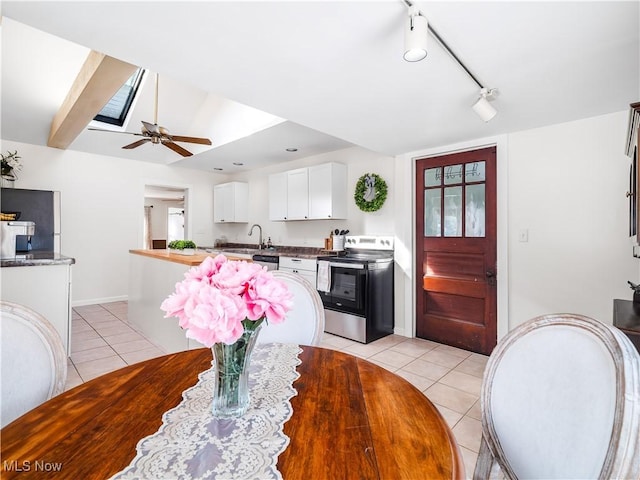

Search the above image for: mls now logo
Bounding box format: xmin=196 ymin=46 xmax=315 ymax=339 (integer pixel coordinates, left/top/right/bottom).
xmin=3 ymin=460 xmax=63 ymax=472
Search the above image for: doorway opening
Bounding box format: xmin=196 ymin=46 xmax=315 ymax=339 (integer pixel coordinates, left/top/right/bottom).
xmin=143 ymin=185 xmax=188 ymax=249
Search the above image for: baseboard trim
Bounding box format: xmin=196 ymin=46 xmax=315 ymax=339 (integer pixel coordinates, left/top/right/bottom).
xmin=72 ymin=295 xmax=128 ymax=307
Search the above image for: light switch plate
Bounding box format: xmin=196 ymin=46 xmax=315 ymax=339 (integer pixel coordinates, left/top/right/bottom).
xmin=518 ymin=229 xmax=529 ymax=242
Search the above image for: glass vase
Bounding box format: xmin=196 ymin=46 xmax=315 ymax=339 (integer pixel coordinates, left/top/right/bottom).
xmin=211 ymin=319 xmax=264 ymax=418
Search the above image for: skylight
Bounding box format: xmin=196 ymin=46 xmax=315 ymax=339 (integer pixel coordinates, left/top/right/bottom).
xmin=94 ymin=68 xmax=145 ymax=126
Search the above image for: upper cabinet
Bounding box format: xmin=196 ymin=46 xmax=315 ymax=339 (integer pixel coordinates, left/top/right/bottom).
xmin=309 ymin=163 xmax=347 ymax=220
xmin=214 ymin=181 xmax=248 ymax=223
xmin=268 ymin=163 xmax=347 ymax=221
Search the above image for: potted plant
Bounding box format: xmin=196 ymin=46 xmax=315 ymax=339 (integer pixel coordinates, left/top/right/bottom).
xmin=1 ymin=150 xmax=22 ymax=188
xmin=168 ymin=240 xmax=197 ymax=255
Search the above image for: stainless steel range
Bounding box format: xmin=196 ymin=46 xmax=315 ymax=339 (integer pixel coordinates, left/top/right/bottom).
xmin=316 ymin=235 xmax=394 ymax=343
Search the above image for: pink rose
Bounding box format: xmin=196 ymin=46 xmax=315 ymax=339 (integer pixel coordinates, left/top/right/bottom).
xmin=244 ymin=270 xmax=293 ymax=324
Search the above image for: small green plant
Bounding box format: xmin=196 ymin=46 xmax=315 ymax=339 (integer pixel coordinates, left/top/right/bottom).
xmin=168 ymin=240 xmax=196 ymax=250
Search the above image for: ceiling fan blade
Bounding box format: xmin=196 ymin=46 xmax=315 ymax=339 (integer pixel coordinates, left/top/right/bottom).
xmin=88 ymin=127 xmax=144 ymax=137
xmin=122 ymin=139 xmax=151 ymax=149
xmin=163 ymin=141 xmax=193 ymax=157
xmin=170 ymin=135 xmax=212 ymax=145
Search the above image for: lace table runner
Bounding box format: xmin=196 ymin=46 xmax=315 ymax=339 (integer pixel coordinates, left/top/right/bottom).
xmin=112 ymin=343 xmax=302 ymax=480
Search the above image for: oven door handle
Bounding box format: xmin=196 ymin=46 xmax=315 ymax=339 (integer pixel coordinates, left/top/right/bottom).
xmin=328 ymin=262 xmax=365 ymax=269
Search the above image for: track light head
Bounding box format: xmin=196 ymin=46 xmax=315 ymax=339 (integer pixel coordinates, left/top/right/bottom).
xmin=404 ymin=8 xmax=428 ymax=62
xmin=472 ymin=88 xmax=498 ymax=122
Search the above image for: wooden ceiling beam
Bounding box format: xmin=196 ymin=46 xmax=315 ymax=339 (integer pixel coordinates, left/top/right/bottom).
xmin=48 ymin=51 xmax=138 ymax=149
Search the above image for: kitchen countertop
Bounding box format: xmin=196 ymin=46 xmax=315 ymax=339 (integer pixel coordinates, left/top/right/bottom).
xmin=0 ymin=251 xmax=76 ymax=267
xmin=129 ymin=249 xmax=253 ymax=266
xmin=203 ymin=243 xmax=337 ymax=260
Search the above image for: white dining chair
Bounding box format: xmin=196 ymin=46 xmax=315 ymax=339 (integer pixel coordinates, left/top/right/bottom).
xmin=1 ymin=301 xmax=68 ymax=428
xmin=257 ymin=271 xmax=325 ymax=346
xmin=473 ymin=313 xmax=640 ymax=480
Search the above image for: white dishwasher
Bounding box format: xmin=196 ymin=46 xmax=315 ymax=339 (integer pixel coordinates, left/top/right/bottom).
xmin=278 ymin=256 xmax=317 ymax=288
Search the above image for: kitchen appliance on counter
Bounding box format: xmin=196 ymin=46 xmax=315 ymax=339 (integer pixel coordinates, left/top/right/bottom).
xmin=0 ymin=221 xmax=35 ymax=259
xmin=317 ymin=235 xmax=394 ymax=343
xmin=0 ymin=188 xmax=61 ymax=253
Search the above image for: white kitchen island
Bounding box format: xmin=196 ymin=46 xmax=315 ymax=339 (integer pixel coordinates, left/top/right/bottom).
xmin=128 ymin=249 xmax=251 ymax=353
xmin=1 ymin=252 xmax=75 ymax=355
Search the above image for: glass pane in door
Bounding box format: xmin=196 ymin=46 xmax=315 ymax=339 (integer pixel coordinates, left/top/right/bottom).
xmin=465 ymin=183 xmax=486 ymax=237
xmin=444 ymin=186 xmax=462 ymax=236
xmin=465 ymin=161 xmax=486 ymax=182
xmin=444 ymin=164 xmax=464 ymax=185
xmin=424 ymin=189 xmax=441 ymax=237
xmin=425 ymin=168 xmax=441 ymax=187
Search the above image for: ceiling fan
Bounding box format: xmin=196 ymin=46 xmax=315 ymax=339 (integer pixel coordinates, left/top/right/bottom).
xmin=89 ymin=73 xmax=212 ymax=157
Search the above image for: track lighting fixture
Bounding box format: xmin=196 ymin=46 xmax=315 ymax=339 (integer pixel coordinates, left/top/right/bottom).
xmin=472 ymin=88 xmax=498 ymax=122
xmin=403 ymin=7 xmax=428 ymax=62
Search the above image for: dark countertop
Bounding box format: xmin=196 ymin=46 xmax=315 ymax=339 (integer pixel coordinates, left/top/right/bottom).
xmin=201 ymin=243 xmax=339 ymax=260
xmin=1 ymin=251 xmax=75 ymax=267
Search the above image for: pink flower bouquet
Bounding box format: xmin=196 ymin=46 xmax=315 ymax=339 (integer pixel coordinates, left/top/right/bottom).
xmin=160 ymin=254 xmax=292 ymax=347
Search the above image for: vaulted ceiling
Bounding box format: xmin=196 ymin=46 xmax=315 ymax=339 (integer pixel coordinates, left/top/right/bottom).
xmin=2 ymin=1 xmax=638 ymax=172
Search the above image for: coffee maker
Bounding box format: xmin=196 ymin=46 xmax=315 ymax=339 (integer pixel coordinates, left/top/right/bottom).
xmin=1 ymin=221 xmax=35 ymax=259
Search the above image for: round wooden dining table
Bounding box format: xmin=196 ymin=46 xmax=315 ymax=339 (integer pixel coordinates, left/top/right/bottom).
xmin=1 ymin=346 xmax=464 ymax=479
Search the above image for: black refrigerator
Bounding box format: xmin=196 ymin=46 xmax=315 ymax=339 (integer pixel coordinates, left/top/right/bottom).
xmin=0 ymin=188 xmax=61 ymax=252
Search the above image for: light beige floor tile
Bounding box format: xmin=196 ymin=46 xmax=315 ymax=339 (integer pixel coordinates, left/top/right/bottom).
xmin=452 ymin=415 xmax=482 ymax=453
xmin=64 ymin=366 xmax=83 ymax=391
xmin=433 ymin=344 xmax=473 ymax=360
xmin=468 ymin=353 xmax=489 ymax=366
xmin=102 ymin=331 xmax=146 ymax=345
xmin=318 ymin=341 xmax=344 ymax=352
xmin=368 ymin=334 xmax=406 ymax=348
xmin=322 ymin=334 xmax=357 ymax=349
xmin=110 ymin=339 xmax=158 ymax=354
xmin=369 ymin=349 xmax=414 ymax=369
xmin=93 ymin=324 xmax=135 ymax=337
xmin=467 ymin=399 xmax=482 ymax=421
xmin=70 ymin=337 xmax=108 ymax=353
xmin=120 ymin=347 xmax=165 ymax=365
xmin=390 ymin=340 xmax=438 ymax=357
xmin=71 ymin=320 xmax=93 ymax=333
xmin=395 ymin=370 xmax=435 ymax=392
xmin=459 ymin=446 xmax=479 ymax=480
xmin=433 ymin=403 xmax=463 ymax=428
xmin=438 ymin=370 xmax=483 ymax=396
xmin=342 ymin=342 xmax=388 ymax=358
xmin=420 ymin=349 xmax=466 ymax=369
xmin=402 ymin=358 xmax=451 ymax=381
xmin=85 ymin=317 xmax=122 ymax=329
xmin=424 ymin=383 xmax=478 ymax=414
xmin=71 ymin=346 xmax=118 ymax=364
xmin=74 ymin=356 xmax=127 ymax=381
xmin=73 ymin=329 xmax=102 ymax=342
xmin=454 ymin=357 xmax=487 ymax=378
xmin=73 ymin=305 xmax=106 ymax=315
xmin=366 ymin=357 xmax=399 ymax=372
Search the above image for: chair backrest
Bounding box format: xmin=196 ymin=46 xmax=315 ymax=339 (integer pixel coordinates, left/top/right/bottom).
xmin=257 ymin=271 xmax=325 ymax=346
xmin=1 ymin=301 xmax=68 ymax=428
xmin=474 ymin=314 xmax=640 ymax=480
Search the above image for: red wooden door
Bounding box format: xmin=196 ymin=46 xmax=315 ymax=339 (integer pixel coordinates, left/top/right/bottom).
xmin=415 ymin=147 xmax=497 ymax=355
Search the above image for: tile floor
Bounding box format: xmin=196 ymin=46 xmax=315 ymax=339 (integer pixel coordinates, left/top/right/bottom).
xmin=68 ymin=301 xmax=487 ymax=477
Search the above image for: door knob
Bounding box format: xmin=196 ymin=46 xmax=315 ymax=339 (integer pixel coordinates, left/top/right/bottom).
xmin=486 ymin=270 xmax=496 ymax=286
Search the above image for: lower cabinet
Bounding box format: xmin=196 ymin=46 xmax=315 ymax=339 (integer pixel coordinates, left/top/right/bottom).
xmin=1 ymin=264 xmax=72 ymax=355
xmin=279 ymin=257 xmax=317 ymax=289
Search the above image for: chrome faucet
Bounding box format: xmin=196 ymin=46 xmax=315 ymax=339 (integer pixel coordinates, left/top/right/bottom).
xmin=248 ymin=224 xmax=263 ymax=250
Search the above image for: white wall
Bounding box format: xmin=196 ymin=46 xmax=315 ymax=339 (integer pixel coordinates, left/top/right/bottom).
xmin=1 ymin=140 xmax=224 ymax=305
xmin=506 ymin=111 xmax=637 ymax=327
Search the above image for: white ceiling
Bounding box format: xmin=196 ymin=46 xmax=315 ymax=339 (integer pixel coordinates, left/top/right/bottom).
xmin=1 ymin=1 xmax=638 ymax=172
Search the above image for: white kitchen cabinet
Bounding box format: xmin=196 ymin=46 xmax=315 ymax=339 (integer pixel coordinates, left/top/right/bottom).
xmin=279 ymin=256 xmax=317 ymax=289
xmin=1 ymin=264 xmax=73 ymax=355
xmin=308 ymin=162 xmax=347 ymax=219
xmin=286 ymin=168 xmax=309 ymax=220
xmin=214 ymin=182 xmax=248 ymax=223
xmin=268 ymin=172 xmax=288 ymax=221
xmin=268 ymin=162 xmax=346 ymax=221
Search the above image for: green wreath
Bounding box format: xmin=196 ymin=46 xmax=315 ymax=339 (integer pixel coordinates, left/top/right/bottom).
xmin=354 ymin=173 xmax=388 ymax=212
